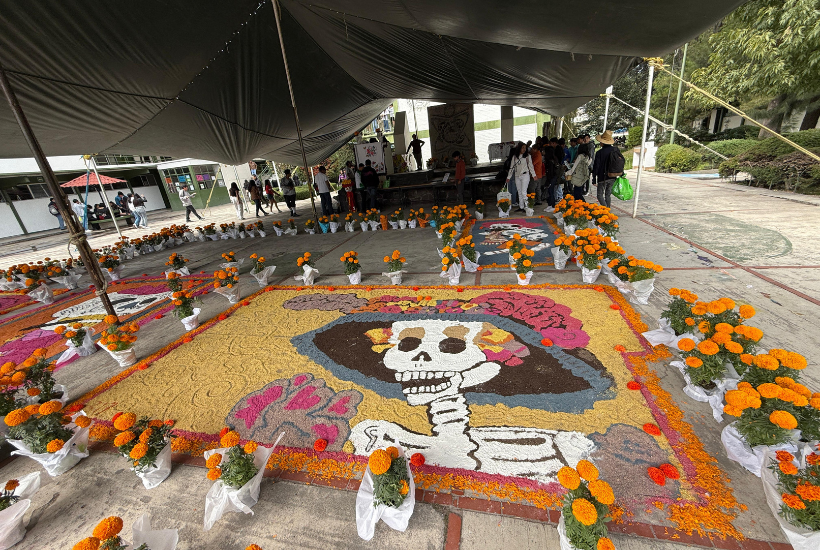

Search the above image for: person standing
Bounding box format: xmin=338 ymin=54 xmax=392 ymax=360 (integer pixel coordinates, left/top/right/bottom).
xmin=360 ymin=159 xmax=379 ymax=209
xmin=229 ymin=182 xmax=245 ymax=220
xmin=178 ymin=186 xmax=203 ymax=222
xmin=314 ymin=166 xmax=333 ymax=216
xmin=505 ymin=142 xmax=537 ymax=212
xmin=354 ymin=162 xmax=364 ymax=212
xmin=280 ymin=169 xmax=298 ymax=216
xmin=452 ymin=151 xmax=466 ymax=204
xmin=264 ymin=180 xmax=281 ymax=212
xmin=131 ymin=193 xmax=149 ymax=228
xmin=248 ymin=179 xmax=268 ymax=217
xmin=529 ymin=137 xmax=544 ymax=205
xmin=71 ymin=198 xmax=86 ymax=227
xmin=48 ymin=197 xmax=65 ymax=230
xmin=566 ymin=143 xmax=592 ymax=201
xmin=407 ymin=134 xmax=426 ymax=171
xmin=249 ymin=160 xmax=257 ymax=176
xmin=592 ymin=130 xmax=622 ymax=208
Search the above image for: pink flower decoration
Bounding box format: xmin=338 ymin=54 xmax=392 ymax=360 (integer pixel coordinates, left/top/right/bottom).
xmin=540 ymin=327 xmax=590 ymax=349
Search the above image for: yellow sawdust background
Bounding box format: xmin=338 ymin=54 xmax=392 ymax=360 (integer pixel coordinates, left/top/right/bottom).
xmin=84 ymin=287 xmax=662 ymax=444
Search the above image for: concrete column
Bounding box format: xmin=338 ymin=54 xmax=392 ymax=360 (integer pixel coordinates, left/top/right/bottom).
xmin=393 ymin=111 xmax=410 ymax=156
xmin=500 ymin=106 xmax=514 ymax=142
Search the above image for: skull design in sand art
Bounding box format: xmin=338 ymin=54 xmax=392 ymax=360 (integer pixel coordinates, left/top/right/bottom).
xmin=307 ymin=317 xmax=601 ymax=484
xmin=479 ymin=222 xmax=553 ymax=257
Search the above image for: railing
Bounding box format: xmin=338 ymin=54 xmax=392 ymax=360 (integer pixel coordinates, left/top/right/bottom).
xmin=92 ymin=155 xmax=173 ymax=166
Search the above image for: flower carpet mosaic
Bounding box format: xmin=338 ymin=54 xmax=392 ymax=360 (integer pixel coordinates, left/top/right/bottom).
xmin=470 ymin=217 xmax=559 ymax=268
xmin=0 ymin=289 xmax=69 ymax=316
xmin=71 ymin=284 xmax=743 ymax=537
xmin=0 ymin=276 xmax=211 ymax=370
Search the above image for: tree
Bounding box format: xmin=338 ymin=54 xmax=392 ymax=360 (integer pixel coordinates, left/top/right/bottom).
xmin=576 ymin=63 xmax=648 ymax=136
xmin=691 ymin=0 xmax=820 ymax=135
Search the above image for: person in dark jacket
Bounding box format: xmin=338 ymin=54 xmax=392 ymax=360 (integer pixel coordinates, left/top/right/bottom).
xmin=592 ymin=130 xmax=617 ymax=207
xmin=360 ymin=160 xmax=380 ymax=209
xmin=248 ymin=180 xmax=268 ymax=217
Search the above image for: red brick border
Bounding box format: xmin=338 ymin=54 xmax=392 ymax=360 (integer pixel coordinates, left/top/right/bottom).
xmin=445 ymin=513 xmax=462 ymax=550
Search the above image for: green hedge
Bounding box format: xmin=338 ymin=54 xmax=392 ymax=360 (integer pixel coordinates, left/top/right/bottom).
xmin=736 ymin=129 xmax=820 ymax=162
xmin=701 ymin=139 xmax=758 ymax=162
xmin=655 ymin=144 xmax=702 ymax=173
xmin=626 ymin=127 xmax=643 ymax=149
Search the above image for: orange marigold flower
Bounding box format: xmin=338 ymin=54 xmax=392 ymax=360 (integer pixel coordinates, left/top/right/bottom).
xmin=795 ymin=482 xmax=820 ymax=502
xmin=386 ymin=446 xmax=399 ymax=459
xmin=723 ymin=404 xmax=744 ymax=417
xmin=697 ymin=340 xmax=719 ymax=356
xmin=740 ymin=353 xmax=754 ymax=365
xmin=92 ymin=516 xmax=124 ymax=540
xmin=220 ymin=430 xmax=240 ymax=448
xmin=739 ymin=305 xmax=756 ymax=319
xmin=205 ymin=454 xmax=222 ymax=469
xmin=244 ymin=441 xmax=258 ymax=454
xmin=685 ymin=356 xmax=703 ymax=368
xmin=770 ymin=410 xmax=798 ymax=430
xmin=4 ymin=409 xmax=30 ymax=427
xmin=129 ymin=442 xmax=149 ymax=460
xmin=399 ymin=479 xmax=409 ymax=495
xmin=73 ymin=538 xmax=101 ymax=550
xmin=246 ymin=546 xmax=263 ymax=550
xmin=782 ymin=493 xmax=806 ymax=510
xmin=571 ymin=498 xmax=598 ymax=526
xmin=576 ymin=459 xmax=599 ymax=481
xmin=677 ymin=338 xmax=695 ymax=352
xmin=368 ymin=449 xmax=392 ymax=475
xmin=754 ymin=354 xmax=779 ymax=371
xmin=74 ymin=415 xmax=92 ymax=428
xmin=557 ymin=466 xmax=580 ymax=490
xmin=3 ymin=479 xmax=19 ymax=492
xmin=207 ymin=467 xmax=222 ymax=481
xmin=714 ymin=323 xmax=734 ymax=334
xmin=46 ymin=439 xmax=64 ymax=453
xmin=113 ymin=412 xmax=136 ymax=431
xmin=588 ymin=479 xmax=614 ymax=505
xmin=779 ymin=461 xmax=798 ymax=475
xmin=139 ymin=428 xmax=153 ymax=443
xmin=113 ymin=431 xmax=135 ymax=447
xmin=724 ymin=341 xmax=744 ymax=354
xmin=597 ymin=538 xmax=616 ymax=550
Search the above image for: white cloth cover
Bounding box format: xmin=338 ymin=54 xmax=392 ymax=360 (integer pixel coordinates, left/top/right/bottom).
xmin=28 ymin=285 xmax=54 ymax=305
xmin=0 ymin=280 xmax=24 ymax=291
xmin=564 ymin=224 xmax=576 ymax=235
xmin=131 ymin=513 xmax=179 ymax=550
xmin=330 ymin=222 xmax=339 ymax=233
xmin=294 ymin=265 xmax=318 ymax=286
xmin=361 ymin=223 xmax=369 ymax=232
xmin=369 ymin=221 xmax=380 ymax=231
xmin=164 ymin=267 xmax=190 ymax=278
xmin=207 ymin=234 xmax=220 ymax=241
xmin=214 ymin=285 xmax=241 ymax=304
xmin=669 ymin=360 xmax=739 ymax=422
xmin=382 ymin=271 xmax=405 ymax=285
xmin=498 ymin=208 xmax=510 ymax=218
xmin=760 ymin=448 xmax=820 ymax=550
xmin=721 ymin=422 xmax=800 ymax=477
xmin=345 ymin=222 xmax=355 ymax=232
xmin=462 ymin=252 xmax=481 ymax=273
xmin=50 ymin=273 xmax=83 ymax=290
xmin=474 ymin=212 xmax=484 ymax=220
xmin=273 ymin=226 xmax=284 ymax=236
xmin=389 ymin=221 xmax=399 ymax=230
xmin=408 ymin=219 xmax=418 ymax=228
xmin=135 ymin=443 xmax=172 ymax=489
xmin=251 ymin=266 xmax=277 ymax=287
xmin=9 ymin=413 xmax=90 ymax=476
xmin=306 ymin=228 xmax=316 ymax=234
xmin=641 ymin=319 xmax=697 ymax=349
xmin=551 ymin=247 xmax=570 ymax=270
xmin=440 ymin=263 xmax=461 ymax=285
xmin=524 ymin=207 xmax=534 ymax=216
xmin=57 ymin=330 xmax=96 ymax=364
xmin=181 ymin=308 xmax=202 ymax=331
xmin=629 ymin=278 xmax=655 ymax=305
xmin=247 ymin=229 xmax=256 ymax=237
xmin=0 ymin=500 xmax=30 ymax=550
xmin=284 ymin=228 xmax=297 ymax=236
xmin=99 ymin=343 xmax=137 ymax=367
xmin=355 ymin=446 xmax=415 ymax=541
xmin=202 ymin=432 xmax=282 ymax=531
xmin=581 ymin=266 xmax=601 ymax=283
xmin=398 ymin=220 xmax=407 ymax=229
xmin=219 ymin=259 xmax=245 ymax=270
xmin=348 ymin=271 xmax=362 ymax=285
xmin=516 ymin=271 xmax=534 ymax=286
xmin=238 ymin=231 xmax=246 ymax=239
xmin=257 ymin=230 xmax=266 ymax=237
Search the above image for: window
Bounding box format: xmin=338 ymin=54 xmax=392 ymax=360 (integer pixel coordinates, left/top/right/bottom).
xmin=191 ymin=164 xmax=219 ymax=190
xmin=27 ymin=184 xmax=50 ymax=199
xmin=160 ymin=167 xmax=193 ymax=195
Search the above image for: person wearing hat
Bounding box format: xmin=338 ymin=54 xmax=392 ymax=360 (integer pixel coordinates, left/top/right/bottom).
xmin=592 ymin=130 xmax=618 ymax=208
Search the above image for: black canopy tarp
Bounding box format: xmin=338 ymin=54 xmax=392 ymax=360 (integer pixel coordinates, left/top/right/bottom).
xmin=0 ymin=0 xmax=744 ymax=165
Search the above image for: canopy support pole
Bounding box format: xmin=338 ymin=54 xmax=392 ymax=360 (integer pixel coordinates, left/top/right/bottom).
xmin=670 ymin=43 xmax=688 ymax=145
xmin=271 ymin=0 xmax=319 ymax=222
xmin=87 ymin=156 xmax=123 ymax=239
xmin=602 ymin=86 xmax=613 ymax=132
xmin=0 ymin=59 xmax=116 ymax=317
xmin=632 ymin=64 xmax=655 ymax=219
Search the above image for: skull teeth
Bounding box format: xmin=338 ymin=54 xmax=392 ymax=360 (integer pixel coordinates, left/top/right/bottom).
xmin=397 ymin=371 xmax=448 ymax=383
xmin=402 ymin=379 xmax=453 ymax=394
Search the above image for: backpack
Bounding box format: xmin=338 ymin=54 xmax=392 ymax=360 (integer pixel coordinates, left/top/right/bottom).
xmin=132 ymin=196 xmax=145 ymax=207
xmin=48 ymin=203 xmax=59 ymax=216
xmin=606 ymin=149 xmax=626 ymax=178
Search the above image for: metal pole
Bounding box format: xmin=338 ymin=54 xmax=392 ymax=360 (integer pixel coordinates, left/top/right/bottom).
xmin=87 ymin=156 xmax=123 ymax=238
xmin=632 ymin=64 xmax=655 ymax=219
xmin=602 ymin=85 xmax=613 ymax=132
xmin=670 ymin=43 xmax=688 ymax=145
xmin=0 ymin=59 xmax=117 ymax=317
xmin=271 ymin=0 xmax=319 ymax=222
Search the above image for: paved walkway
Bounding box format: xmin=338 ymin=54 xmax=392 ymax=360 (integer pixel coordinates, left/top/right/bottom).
xmin=0 ymin=170 xmax=816 ymax=549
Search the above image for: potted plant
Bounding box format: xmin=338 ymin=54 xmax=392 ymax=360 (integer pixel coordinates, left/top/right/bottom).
xmin=474 ymin=199 xmax=485 ymax=220
xmin=572 ymin=229 xmax=604 ymax=283
xmin=285 ymin=218 xmax=298 ymax=236
xmin=305 ymin=219 xmax=316 ymax=234
xmin=249 ymin=253 xmax=276 ymax=287
xmin=504 ymin=234 xmax=526 ymax=270
xmin=54 ymin=323 xmax=97 ymax=365
xmin=171 ymin=289 xmax=201 ymax=330
xmin=562 ymin=202 xmax=591 ymax=235
xmin=72 ymin=514 xmax=177 ymax=550
xmin=237 ymin=222 xmax=247 ymax=238
xmin=459 ymin=235 xmax=480 ymax=272
xmin=437 ymin=222 xmax=457 ymax=248
xmin=497 ymin=197 xmax=511 ymax=218
xmin=469 ymin=152 xmax=479 ymax=167
xmin=213 ymin=267 xmax=241 ymax=304
xmin=513 ymin=246 xmax=535 ymax=285
xmin=23 ymin=271 xmax=53 ymax=305
xmin=202 ymin=429 xmax=281 ymax=531
xmin=761 ymin=448 xmax=820 ymax=547
xmin=556 ymin=461 xmax=616 ymax=550
xmin=356 ymin=446 xmax=415 ymax=541
xmin=551 ymin=234 xmax=574 ymax=270
xmin=0 ymin=472 xmax=45 ymax=549
xmin=406 ymin=210 xmax=417 ymax=229
xmin=341 ymin=251 xmax=361 ymax=285
xmin=220 ymin=251 xmax=244 ymax=269
xmin=382 ymin=250 xmax=406 ymax=285
xmin=416 ymin=208 xmax=429 ymax=228
xmin=344 ymin=213 xmax=357 ymax=232
xmin=607 ymin=255 xmax=662 ymax=304
xmin=98 ymin=315 xmax=140 ymax=367
xmin=439 ymin=246 xmax=461 ymax=285
xmin=164 ymin=252 xmax=190 ymax=278
xmin=254 ymin=220 xmax=266 ymax=237
xmin=98 ymin=253 xmax=122 ymax=282
xmin=271 ymin=220 xmax=283 ymax=236
xmin=317 ymin=216 xmax=330 ymax=234
xmin=22 ymin=350 xmax=66 ymax=404
xmin=329 ymin=214 xmax=340 ymax=233
xmin=295 ymin=252 xmax=318 ymax=285
xmin=111 ymin=412 xmax=175 ymax=489
xmin=5 ymin=402 xmax=92 ymax=476
xmin=525 ymin=193 xmax=535 ymax=217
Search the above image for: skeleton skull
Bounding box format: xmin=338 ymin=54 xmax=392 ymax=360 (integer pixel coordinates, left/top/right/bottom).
xmin=384 ymin=320 xmax=501 ymax=405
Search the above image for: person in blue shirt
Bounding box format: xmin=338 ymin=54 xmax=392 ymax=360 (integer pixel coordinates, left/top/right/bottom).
xmin=568 ymin=138 xmax=579 ymax=163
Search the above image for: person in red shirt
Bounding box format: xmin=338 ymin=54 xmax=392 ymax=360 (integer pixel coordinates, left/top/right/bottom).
xmin=452 ymin=150 xmax=467 ymax=204
xmin=529 ymin=137 xmax=545 ymax=204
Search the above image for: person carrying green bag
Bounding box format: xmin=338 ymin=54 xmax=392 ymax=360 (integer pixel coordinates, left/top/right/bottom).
xmin=591 ymin=130 xmax=626 ymax=207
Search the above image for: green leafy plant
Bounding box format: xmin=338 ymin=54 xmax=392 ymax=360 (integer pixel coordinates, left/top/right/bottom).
xmin=6 ymin=402 xmax=74 ymax=454
xmin=655 ymin=144 xmax=702 ymax=173
xmin=0 ymin=479 xmax=20 ymax=511
xmin=220 ymin=445 xmax=257 ymax=489
xmin=111 ymin=413 xmax=175 ymax=473
xmin=371 ymin=451 xmax=410 ymax=508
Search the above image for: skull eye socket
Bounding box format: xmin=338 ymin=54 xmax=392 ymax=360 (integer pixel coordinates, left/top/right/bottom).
xmin=439 ymin=337 xmax=466 ymax=354
xmin=397 ymin=337 xmax=421 ymax=352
